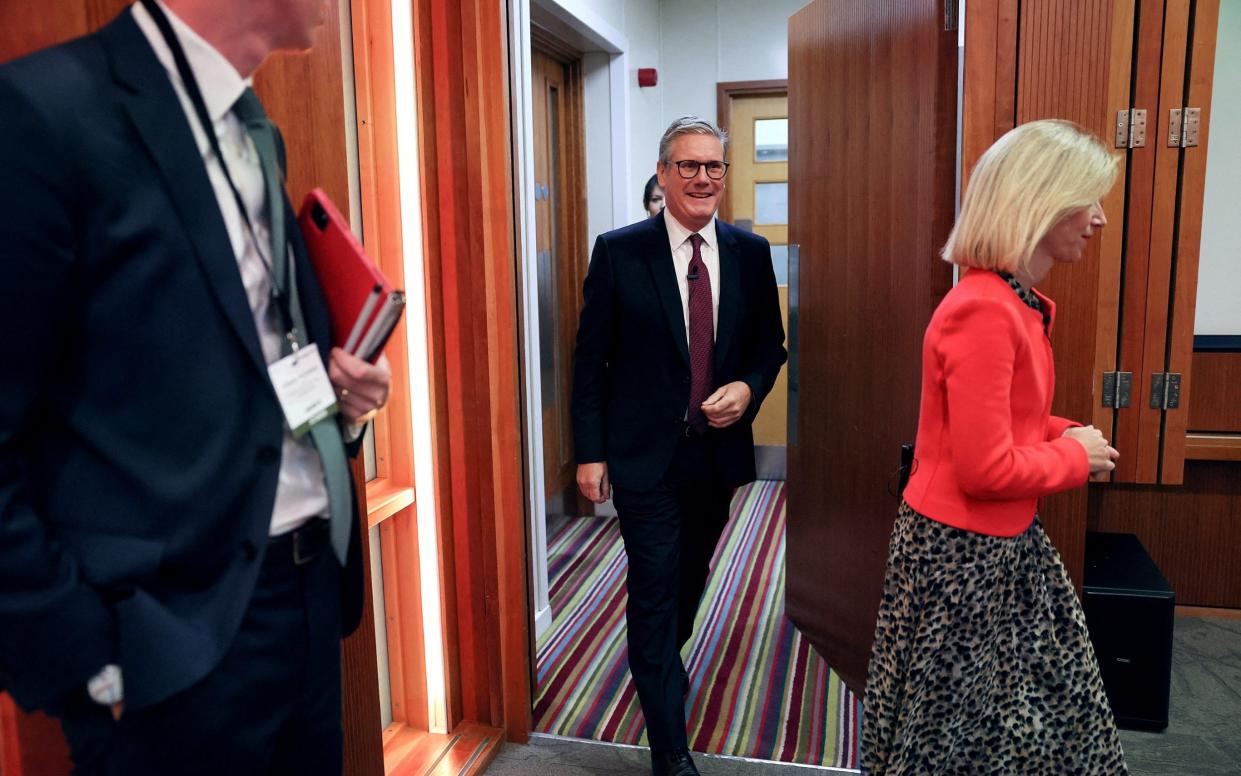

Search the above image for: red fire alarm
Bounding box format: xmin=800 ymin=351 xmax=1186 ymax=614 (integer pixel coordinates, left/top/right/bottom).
xmin=637 ymin=68 xmax=658 ymax=87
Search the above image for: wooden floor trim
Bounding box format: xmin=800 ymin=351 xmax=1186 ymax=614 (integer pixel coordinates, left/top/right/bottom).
xmin=385 ymin=721 xmax=503 ymax=776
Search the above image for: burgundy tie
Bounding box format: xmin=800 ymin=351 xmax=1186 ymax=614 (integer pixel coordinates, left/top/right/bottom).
xmin=686 ymin=233 xmax=714 ymax=432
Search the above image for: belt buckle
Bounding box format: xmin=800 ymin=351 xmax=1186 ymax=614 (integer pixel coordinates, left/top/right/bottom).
xmin=292 ymin=529 xmax=316 ymax=566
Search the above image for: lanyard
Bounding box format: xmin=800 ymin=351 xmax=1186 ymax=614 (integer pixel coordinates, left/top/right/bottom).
xmin=139 ymin=0 xmax=293 ymax=332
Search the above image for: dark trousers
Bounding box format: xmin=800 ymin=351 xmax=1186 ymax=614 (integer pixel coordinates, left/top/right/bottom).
xmin=59 ymin=522 xmax=344 ymax=776
xmin=612 ymin=433 xmax=734 ymax=754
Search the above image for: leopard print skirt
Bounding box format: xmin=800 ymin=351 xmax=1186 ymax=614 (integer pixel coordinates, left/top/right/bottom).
xmin=860 ymin=502 xmax=1128 ymax=775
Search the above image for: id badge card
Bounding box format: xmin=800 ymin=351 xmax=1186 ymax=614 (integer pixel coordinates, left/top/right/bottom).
xmin=267 ymin=343 xmax=339 ymax=437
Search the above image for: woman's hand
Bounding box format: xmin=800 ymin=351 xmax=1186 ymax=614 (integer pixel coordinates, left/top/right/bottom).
xmin=1063 ymin=425 xmax=1119 ymax=479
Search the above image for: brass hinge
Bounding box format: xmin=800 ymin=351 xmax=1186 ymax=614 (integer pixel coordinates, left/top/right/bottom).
xmin=1149 ymin=372 xmax=1182 ymax=410
xmin=1168 ymin=108 xmax=1201 ymax=147
xmin=1115 ymin=108 xmax=1148 ymax=148
xmin=1101 ymin=371 xmax=1133 ymax=409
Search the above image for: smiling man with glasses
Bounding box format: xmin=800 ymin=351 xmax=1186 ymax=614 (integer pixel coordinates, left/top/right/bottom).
xmin=571 ymin=116 xmax=787 ymax=776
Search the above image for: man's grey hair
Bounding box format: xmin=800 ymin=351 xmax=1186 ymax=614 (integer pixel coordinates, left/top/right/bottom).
xmin=658 ymin=116 xmax=729 ymax=164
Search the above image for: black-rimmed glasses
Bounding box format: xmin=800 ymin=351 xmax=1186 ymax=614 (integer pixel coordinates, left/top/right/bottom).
xmin=668 ymin=160 xmax=730 ymax=180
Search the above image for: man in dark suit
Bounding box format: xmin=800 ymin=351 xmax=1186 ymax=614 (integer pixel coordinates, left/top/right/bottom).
xmin=572 ymin=116 xmax=787 ymax=776
xmin=0 ymin=0 xmax=389 ymax=772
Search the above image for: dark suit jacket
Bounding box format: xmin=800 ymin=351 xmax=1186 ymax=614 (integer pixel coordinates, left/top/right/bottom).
xmin=0 ymin=12 xmax=363 ymax=715
xmin=572 ymin=211 xmax=787 ymax=491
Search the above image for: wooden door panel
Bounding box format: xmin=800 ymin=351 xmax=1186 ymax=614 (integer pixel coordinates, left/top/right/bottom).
xmin=1162 ymin=0 xmax=1222 ymax=483
xmin=532 ymin=49 xmax=585 ymax=503
xmin=1112 ymin=0 xmax=1180 ymax=483
xmin=786 ymin=0 xmax=957 ymax=696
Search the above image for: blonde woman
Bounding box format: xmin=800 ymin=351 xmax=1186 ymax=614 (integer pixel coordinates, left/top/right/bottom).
xmin=861 ymin=120 xmax=1128 ymax=775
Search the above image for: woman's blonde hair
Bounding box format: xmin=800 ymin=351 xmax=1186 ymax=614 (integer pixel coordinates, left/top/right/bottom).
xmin=942 ymin=119 xmax=1119 ymax=274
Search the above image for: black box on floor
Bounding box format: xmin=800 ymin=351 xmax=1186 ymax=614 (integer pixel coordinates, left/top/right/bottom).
xmin=1082 ymin=532 xmax=1175 ymax=731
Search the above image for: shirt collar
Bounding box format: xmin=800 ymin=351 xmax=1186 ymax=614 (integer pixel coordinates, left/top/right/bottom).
xmin=132 ymin=0 xmax=249 ymax=124
xmin=664 ymin=210 xmax=718 ymax=253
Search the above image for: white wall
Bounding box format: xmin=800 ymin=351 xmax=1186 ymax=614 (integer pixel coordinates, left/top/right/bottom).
xmin=583 ymin=52 xmax=618 ymax=245
xmin=1195 ymin=1 xmax=1241 ymax=336
xmin=625 ymin=0 xmax=663 ymax=226
xmin=624 ymin=0 xmax=808 ymax=223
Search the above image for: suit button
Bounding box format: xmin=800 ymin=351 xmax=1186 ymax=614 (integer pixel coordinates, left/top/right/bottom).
xmin=257 ymin=445 xmax=280 ymax=464
xmin=240 ymin=539 xmax=258 ymax=562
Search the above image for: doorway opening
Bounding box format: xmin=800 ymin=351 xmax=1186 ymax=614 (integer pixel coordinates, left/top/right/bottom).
xmin=512 ymin=2 xmax=863 ymax=772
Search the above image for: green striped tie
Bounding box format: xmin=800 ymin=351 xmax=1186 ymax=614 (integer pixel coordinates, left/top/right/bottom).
xmin=233 ymin=87 xmax=352 ymax=564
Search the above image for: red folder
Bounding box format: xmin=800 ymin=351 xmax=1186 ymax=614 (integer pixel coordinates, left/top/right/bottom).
xmin=298 ymin=189 xmax=405 ymax=363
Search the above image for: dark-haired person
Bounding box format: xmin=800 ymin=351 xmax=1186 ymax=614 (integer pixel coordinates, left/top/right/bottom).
xmin=643 ymin=173 xmax=665 ymax=217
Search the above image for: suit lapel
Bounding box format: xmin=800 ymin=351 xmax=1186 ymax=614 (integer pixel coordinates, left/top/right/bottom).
xmin=647 ymin=212 xmax=691 ymax=368
xmin=713 ymin=221 xmax=741 ymax=372
xmin=102 ymin=14 xmax=268 ymax=378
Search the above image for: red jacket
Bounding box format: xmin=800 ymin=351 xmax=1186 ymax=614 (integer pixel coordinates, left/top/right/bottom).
xmin=902 ymin=270 xmax=1089 ymax=536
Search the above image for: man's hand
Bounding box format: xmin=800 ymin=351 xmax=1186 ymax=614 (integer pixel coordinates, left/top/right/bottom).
xmin=577 ymin=462 xmax=611 ymax=504
xmin=701 ymin=381 xmax=753 ymax=429
xmin=329 ymin=348 xmax=392 ymax=427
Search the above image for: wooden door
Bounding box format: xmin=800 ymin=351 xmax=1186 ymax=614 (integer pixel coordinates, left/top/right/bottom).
xmin=724 ymin=93 xmax=791 ymax=453
xmin=785 ymin=0 xmax=958 ymax=695
xmin=531 ymin=47 xmax=587 ymax=505
xmin=1152 ymin=0 xmax=1221 ymax=483
xmin=1096 ymin=0 xmax=1222 ymax=486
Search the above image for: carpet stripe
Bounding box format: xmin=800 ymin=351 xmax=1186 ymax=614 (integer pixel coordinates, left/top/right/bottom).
xmin=534 ymin=481 xmax=862 ymax=767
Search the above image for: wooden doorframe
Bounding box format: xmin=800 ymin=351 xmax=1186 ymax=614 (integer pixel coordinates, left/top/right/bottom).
xmin=410 ymin=0 xmax=533 ymax=746
xmin=717 ymin=79 xmax=788 ymax=223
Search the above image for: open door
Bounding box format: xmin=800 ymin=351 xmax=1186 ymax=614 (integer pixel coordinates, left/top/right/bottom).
xmin=784 ymin=0 xmax=958 ymax=695
xmin=530 ymin=42 xmax=588 ymax=512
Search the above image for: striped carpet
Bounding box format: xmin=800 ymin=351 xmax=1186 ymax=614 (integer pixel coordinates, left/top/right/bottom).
xmin=534 ymin=480 xmax=863 ymax=769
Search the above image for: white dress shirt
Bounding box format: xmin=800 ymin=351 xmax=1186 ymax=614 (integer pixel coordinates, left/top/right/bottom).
xmin=133 ymin=1 xmax=328 ymax=537
xmin=664 ymin=211 xmax=721 ymax=335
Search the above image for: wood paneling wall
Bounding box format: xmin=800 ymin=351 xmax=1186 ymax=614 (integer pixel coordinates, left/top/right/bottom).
xmin=786 ymin=0 xmax=957 ymax=696
xmin=411 ymin=0 xmax=532 ymax=740
xmin=1190 ymin=353 xmax=1241 ymax=432
xmin=262 ymin=9 xmax=389 ymax=772
xmin=255 ymin=21 xmax=351 ymax=215
xmin=1090 ymin=461 xmax=1241 ymax=606
xmin=1115 ymin=0 xmax=1182 ymax=484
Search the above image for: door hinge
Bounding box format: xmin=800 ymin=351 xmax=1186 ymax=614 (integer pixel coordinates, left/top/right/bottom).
xmin=1101 ymin=371 xmax=1133 ymax=409
xmin=1168 ymin=107 xmax=1201 ymax=147
xmin=1114 ymin=108 xmax=1148 ymax=148
xmin=1149 ymin=372 xmax=1182 ymax=410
